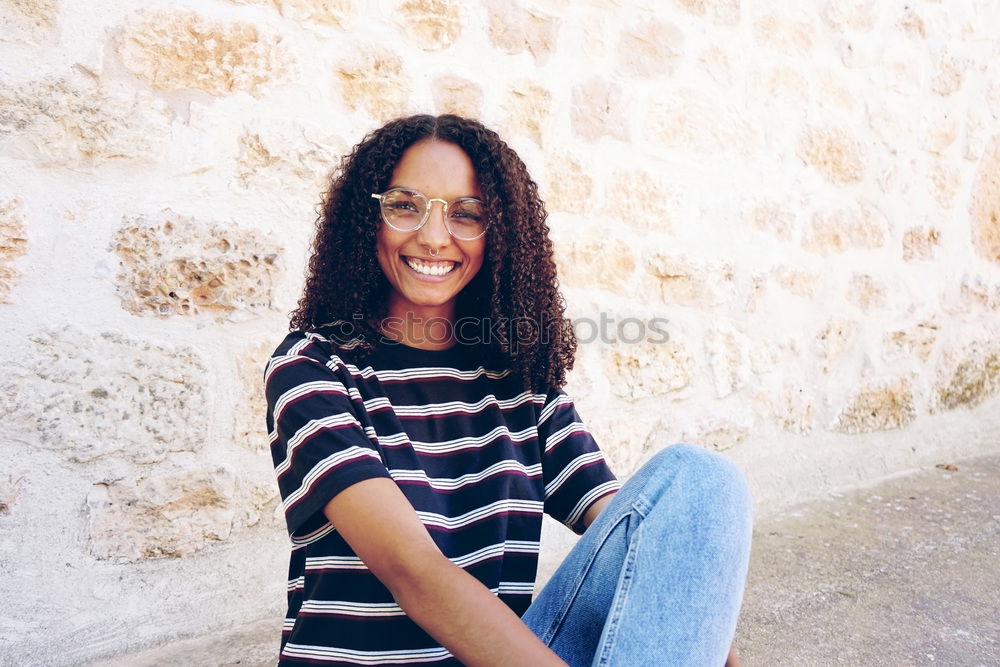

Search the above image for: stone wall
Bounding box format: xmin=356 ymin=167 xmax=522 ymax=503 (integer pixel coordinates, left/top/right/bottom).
xmin=2 ymin=0 xmax=999 ymax=662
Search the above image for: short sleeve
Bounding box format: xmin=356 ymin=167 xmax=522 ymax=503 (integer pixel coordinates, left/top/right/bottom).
xmin=537 ymin=388 xmax=620 ymax=534
xmin=264 ymin=340 xmax=392 ymax=538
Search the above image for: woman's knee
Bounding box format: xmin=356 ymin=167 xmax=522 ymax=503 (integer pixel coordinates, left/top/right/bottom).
xmin=640 ymin=443 xmax=752 ymax=517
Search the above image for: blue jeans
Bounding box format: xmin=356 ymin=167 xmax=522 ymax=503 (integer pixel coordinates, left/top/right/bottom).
xmin=522 ymin=444 xmax=753 ymax=666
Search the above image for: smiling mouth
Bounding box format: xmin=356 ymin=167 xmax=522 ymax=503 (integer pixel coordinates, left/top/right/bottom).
xmin=404 ymin=256 xmax=459 ymax=276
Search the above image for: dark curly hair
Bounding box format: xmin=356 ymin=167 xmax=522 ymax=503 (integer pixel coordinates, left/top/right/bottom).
xmin=290 ymin=114 xmax=576 ymax=391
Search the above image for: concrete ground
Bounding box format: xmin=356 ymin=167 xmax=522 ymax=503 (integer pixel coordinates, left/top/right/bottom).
xmin=91 ymin=453 xmax=1000 ymax=666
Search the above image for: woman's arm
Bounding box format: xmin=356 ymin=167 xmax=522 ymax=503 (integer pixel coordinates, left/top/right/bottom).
xmin=324 ymin=478 xmax=567 ymax=667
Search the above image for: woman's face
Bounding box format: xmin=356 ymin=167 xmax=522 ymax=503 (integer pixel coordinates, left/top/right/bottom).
xmin=376 ymin=138 xmax=486 ymax=324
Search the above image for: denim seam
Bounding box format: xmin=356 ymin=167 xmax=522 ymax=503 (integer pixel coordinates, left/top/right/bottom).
xmin=593 ymin=519 xmax=642 ymax=667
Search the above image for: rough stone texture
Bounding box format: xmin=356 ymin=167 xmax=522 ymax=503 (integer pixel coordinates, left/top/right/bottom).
xmin=603 ymin=340 xmax=694 ymax=401
xmin=801 ymin=203 xmax=889 ymax=255
xmin=234 ymin=121 xmax=342 ymax=197
xmin=830 ymin=377 xmax=916 ymax=434
xmin=931 ymin=52 xmax=968 ymax=96
xmin=394 ymin=0 xmax=463 ymax=51
xmin=336 ymin=45 xmax=409 ymax=121
xmin=117 ymin=10 xmax=289 ymax=97
xmin=645 ymin=253 xmax=735 ymax=307
xmin=227 ymin=0 xmax=354 ymax=25
xmin=571 ymin=78 xmax=628 ymax=142
xmin=766 ymin=385 xmax=816 ymax=435
xmin=617 ymin=20 xmax=685 ymax=77
xmin=647 ymin=89 xmax=757 ymax=157
xmin=113 ymin=211 xmax=281 ymax=320
xmin=484 ymin=0 xmax=558 ymax=64
xmin=846 ymin=273 xmax=887 ymax=311
xmin=928 ymin=162 xmax=961 ymax=208
xmin=503 ymin=81 xmax=551 ymax=146
xmin=934 ymin=343 xmax=1000 ymax=411
xmin=675 ymin=0 xmax=740 ymax=25
xmin=898 ymin=5 xmax=925 ymax=39
xmin=753 ymin=15 xmax=814 ymax=56
xmin=0 ymin=0 xmax=59 ymax=40
xmin=883 ymin=320 xmax=938 ymax=362
xmin=0 ymin=197 xmax=27 ymax=302
xmin=0 ymin=72 xmax=172 ymax=166
xmin=0 ymin=472 xmax=23 ymax=515
xmin=85 ymin=462 xmax=237 ymax=562
xmin=826 ymin=0 xmax=877 ymax=32
xmin=587 ymin=414 xmax=660 ymax=477
xmin=959 ymin=275 xmax=1000 ymax=311
xmin=970 ymin=136 xmax=1000 ymax=264
xmin=901 ymin=225 xmax=940 ymax=261
xmin=681 ymin=416 xmax=750 ymax=451
xmin=814 ymin=316 xmax=857 ymax=369
xmin=543 ymin=153 xmax=592 ymax=214
xmin=234 ymin=340 xmax=272 ymax=452
xmin=771 ymin=265 xmax=817 ymax=298
xmin=602 ymin=169 xmax=674 ymax=231
xmin=554 ymin=234 xmax=634 ymax=294
xmin=0 ymin=327 xmax=208 ymax=464
xmin=704 ymin=325 xmax=752 ymax=398
xmin=431 ymin=74 xmax=484 ymax=119
xmin=797 ymin=126 xmax=865 ymax=184
xmin=747 ymin=201 xmax=796 ymax=241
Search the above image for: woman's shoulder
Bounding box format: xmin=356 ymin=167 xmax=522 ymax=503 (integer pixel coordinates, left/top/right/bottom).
xmin=268 ymin=322 xmax=370 ymax=366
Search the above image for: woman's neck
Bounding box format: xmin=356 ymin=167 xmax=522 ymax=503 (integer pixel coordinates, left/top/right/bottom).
xmin=382 ymin=302 xmax=457 ymax=350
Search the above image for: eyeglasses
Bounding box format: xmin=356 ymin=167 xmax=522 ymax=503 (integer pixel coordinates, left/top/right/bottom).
xmin=371 ymin=187 xmax=489 ymax=241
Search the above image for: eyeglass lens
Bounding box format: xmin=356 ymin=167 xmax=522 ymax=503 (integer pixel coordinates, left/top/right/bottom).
xmin=379 ymin=189 xmax=486 ymax=240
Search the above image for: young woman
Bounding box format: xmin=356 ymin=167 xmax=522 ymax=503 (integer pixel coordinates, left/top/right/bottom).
xmin=265 ymin=115 xmax=752 ymax=666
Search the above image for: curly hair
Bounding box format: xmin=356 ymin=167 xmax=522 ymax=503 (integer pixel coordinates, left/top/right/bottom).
xmin=290 ymin=114 xmax=576 ymax=391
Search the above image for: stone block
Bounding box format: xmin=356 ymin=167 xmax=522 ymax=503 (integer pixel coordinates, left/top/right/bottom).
xmin=797 ymin=126 xmax=864 ymax=184
xmin=603 ymin=340 xmax=694 ymax=402
xmin=753 ymin=15 xmax=814 ymax=55
xmin=0 ymin=197 xmax=27 ymax=302
xmin=0 ymin=72 xmax=172 ymax=167
xmin=681 ymin=416 xmax=750 ymax=451
xmin=674 ymin=0 xmax=740 ymax=25
xmin=484 ymin=0 xmax=558 ymax=64
xmin=704 ymin=325 xmax=752 ymax=398
xmin=959 ymin=276 xmax=1000 ymax=311
xmin=503 ymin=81 xmax=551 ymax=146
xmin=933 ymin=343 xmax=1000 ymax=411
xmin=647 ymin=89 xmax=758 ymax=157
xmin=645 ymin=253 xmax=735 ymax=307
xmin=814 ymin=316 xmax=857 ymax=365
xmin=617 ymin=20 xmax=685 ymax=77
xmin=394 ymin=0 xmax=463 ymax=51
xmin=902 ymin=226 xmax=941 ymax=262
xmin=602 ymin=169 xmax=674 ymax=231
xmin=826 ymin=0 xmax=877 ymax=32
xmin=0 ymin=327 xmax=208 ymax=464
xmin=931 ymin=53 xmax=968 ymax=96
xmin=234 ymin=121 xmax=343 ymax=198
xmin=928 ymin=162 xmax=960 ymax=208
xmin=113 ymin=210 xmax=282 ymax=320
xmin=432 ymin=74 xmax=484 ymax=118
xmin=898 ymin=5 xmax=926 ymax=38
xmin=227 ymin=0 xmax=354 ymax=26
xmin=587 ymin=414 xmax=660 ymax=477
xmin=85 ymin=462 xmax=237 ymax=561
xmin=554 ymin=233 xmax=634 ymax=295
xmin=117 ymin=10 xmax=290 ymax=97
xmin=747 ymin=201 xmax=796 ymax=241
xmin=336 ymin=45 xmax=410 ymax=122
xmin=768 ymin=385 xmax=815 ymax=435
xmin=571 ymin=78 xmax=628 ymax=142
xmin=970 ymin=136 xmax=1000 ymax=265
xmin=543 ymin=153 xmax=592 ymax=214
xmin=801 ymin=203 xmax=889 ymax=255
xmin=831 ymin=377 xmax=916 ymax=434
xmin=771 ymin=265 xmax=818 ymax=299
xmin=883 ymin=320 xmax=939 ymax=362
xmin=846 ymin=273 xmax=887 ymax=311
xmin=234 ymin=340 xmax=273 ymax=452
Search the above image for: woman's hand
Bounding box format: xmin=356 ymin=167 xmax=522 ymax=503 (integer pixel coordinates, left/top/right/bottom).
xmin=725 ymin=647 xmax=742 ymax=667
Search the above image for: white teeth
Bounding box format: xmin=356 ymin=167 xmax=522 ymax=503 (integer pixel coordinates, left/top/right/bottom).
xmin=405 ymin=257 xmax=457 ymax=276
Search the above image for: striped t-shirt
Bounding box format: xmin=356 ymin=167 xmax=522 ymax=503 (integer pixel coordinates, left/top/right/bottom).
xmin=265 ymin=328 xmax=619 ymax=666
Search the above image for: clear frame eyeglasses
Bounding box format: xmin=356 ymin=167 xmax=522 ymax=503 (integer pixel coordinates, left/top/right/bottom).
xmin=371 ymin=187 xmax=489 ymax=241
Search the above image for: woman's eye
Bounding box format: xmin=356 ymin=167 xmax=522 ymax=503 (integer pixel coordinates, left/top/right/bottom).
xmin=388 ymin=201 xmax=419 ymax=213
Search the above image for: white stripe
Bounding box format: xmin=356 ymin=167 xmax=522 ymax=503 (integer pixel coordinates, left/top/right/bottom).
xmin=565 ymin=480 xmax=622 ymax=527
xmin=544 ymin=451 xmax=606 ymax=498
xmin=376 ymin=391 xmax=536 ymax=418
xmin=306 ymin=555 xmax=367 ymax=571
xmin=538 ymin=393 xmax=571 ymax=425
xmin=273 ymin=380 xmax=351 ymax=424
xmin=287 ymin=576 xmax=304 ymax=592
xmin=282 ymin=447 xmax=383 ymax=512
xmin=275 ymin=414 xmax=369 ymax=478
xmin=291 ymin=521 xmax=337 ymax=547
xmin=305 ymin=540 xmax=539 ymax=573
xmin=282 ymin=643 xmax=452 ymax=664
xmin=388 ymin=460 xmax=542 ymax=491
xmin=375 ymin=366 xmax=510 ymax=382
xmin=378 ymin=425 xmax=538 ymax=455
xmin=300 ymin=600 xmax=406 ymax=618
xmin=543 ymin=421 xmax=587 ymax=453
xmin=416 ymin=499 xmax=543 ymax=530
